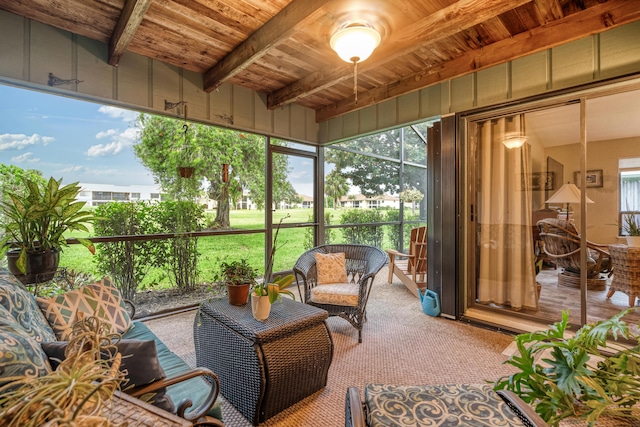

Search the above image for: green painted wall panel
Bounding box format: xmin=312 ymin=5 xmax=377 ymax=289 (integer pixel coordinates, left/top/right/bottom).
xmin=273 ymin=102 xmax=289 ymax=136
xmin=116 ymin=53 xmax=150 ymax=107
xmin=512 ymin=51 xmax=549 ymax=99
xmin=0 ymin=13 xmax=26 ymax=80
xmin=76 ymin=37 xmax=112 ymax=100
xmin=31 ymin=22 xmax=73 ymax=88
xmin=551 ymin=37 xmax=595 ymax=90
xmin=420 ymin=85 xmax=442 ymax=120
xmin=255 ymin=92 xmax=273 ymax=133
xmin=289 ymin=104 xmax=307 ymax=142
xmin=232 ymin=85 xmax=255 ymax=130
xmin=600 ymin=21 xmax=640 ymax=79
xmin=398 ymin=91 xmax=420 ymax=124
xmin=342 ymin=110 xmax=360 ymax=137
xmin=210 ymin=82 xmax=232 ymax=125
xmin=476 ymin=63 xmax=509 ymax=107
xmin=152 ymin=61 xmax=180 ymax=112
xmin=450 ymin=74 xmax=474 ymax=112
xmin=183 ymin=69 xmax=207 ymax=122
xmin=377 ymin=99 xmax=397 ymax=129
xmin=359 ymin=106 xmax=378 ymax=135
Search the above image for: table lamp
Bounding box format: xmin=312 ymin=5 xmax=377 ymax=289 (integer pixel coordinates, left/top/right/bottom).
xmin=545 ymin=182 xmax=594 ymax=220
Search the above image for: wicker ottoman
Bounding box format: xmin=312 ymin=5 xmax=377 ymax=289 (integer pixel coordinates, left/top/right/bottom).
xmin=194 ymin=298 xmax=333 ymax=425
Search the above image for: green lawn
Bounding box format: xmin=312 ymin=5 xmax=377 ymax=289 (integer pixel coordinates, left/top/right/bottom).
xmin=59 ymin=208 xmax=421 ymax=291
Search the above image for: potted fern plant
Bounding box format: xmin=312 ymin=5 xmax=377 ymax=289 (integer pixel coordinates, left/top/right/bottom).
xmin=0 ymin=177 xmax=95 ymax=284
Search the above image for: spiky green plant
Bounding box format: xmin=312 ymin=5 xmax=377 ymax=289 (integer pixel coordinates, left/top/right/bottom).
xmin=0 ymin=316 xmax=125 ymax=427
xmin=494 ymin=308 xmax=640 ymax=426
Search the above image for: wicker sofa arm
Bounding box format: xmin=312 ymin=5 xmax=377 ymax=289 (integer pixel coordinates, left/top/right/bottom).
xmin=128 ymin=367 xmax=221 ymax=423
xmin=345 ymin=386 xmax=366 ymax=427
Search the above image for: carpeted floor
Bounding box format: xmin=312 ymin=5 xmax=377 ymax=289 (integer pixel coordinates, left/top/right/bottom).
xmin=145 ymin=267 xmax=517 ymax=427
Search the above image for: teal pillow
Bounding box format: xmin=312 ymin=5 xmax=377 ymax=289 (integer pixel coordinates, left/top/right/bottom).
xmin=0 ymin=272 xmax=56 ymax=343
xmin=0 ymin=312 xmax=52 ymax=392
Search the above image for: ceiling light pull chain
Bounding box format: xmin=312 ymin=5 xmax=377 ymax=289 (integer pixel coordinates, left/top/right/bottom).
xmin=353 ymin=58 xmax=358 ymax=105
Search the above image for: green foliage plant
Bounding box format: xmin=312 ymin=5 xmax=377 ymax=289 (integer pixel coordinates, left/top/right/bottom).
xmin=216 ymin=258 xmax=258 ymax=286
xmin=0 ymin=176 xmax=95 ymax=274
xmin=339 ymin=209 xmax=384 ymax=247
xmin=93 ymin=201 xmax=166 ymax=300
xmin=154 ymin=201 xmax=204 ymax=292
xmin=494 ymin=309 xmax=640 ymax=426
xmin=621 ymin=211 xmax=640 ymax=236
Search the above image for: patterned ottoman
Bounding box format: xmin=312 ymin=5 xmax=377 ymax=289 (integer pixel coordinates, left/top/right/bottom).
xmin=345 ymin=383 xmax=548 ymax=427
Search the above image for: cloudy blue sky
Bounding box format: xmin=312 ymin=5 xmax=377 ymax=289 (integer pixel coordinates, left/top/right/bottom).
xmin=0 ymin=84 xmax=155 ymax=186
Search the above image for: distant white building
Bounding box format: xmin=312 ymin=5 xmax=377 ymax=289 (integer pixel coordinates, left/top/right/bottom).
xmin=339 ymin=194 xmax=400 ymax=209
xmin=77 ymin=183 xmax=165 ymax=206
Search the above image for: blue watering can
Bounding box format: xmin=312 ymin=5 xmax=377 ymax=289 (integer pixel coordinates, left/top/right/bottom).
xmin=418 ymin=289 xmax=441 ymax=317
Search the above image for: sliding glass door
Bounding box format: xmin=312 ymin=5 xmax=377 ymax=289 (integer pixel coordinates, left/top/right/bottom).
xmin=463 ymin=80 xmax=640 ymax=330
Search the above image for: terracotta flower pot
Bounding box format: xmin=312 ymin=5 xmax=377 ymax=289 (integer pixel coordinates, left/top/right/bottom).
xmin=251 ymin=293 xmax=271 ymax=321
xmin=178 ymin=166 xmax=195 ymax=178
xmin=227 ymin=283 xmax=250 ymax=305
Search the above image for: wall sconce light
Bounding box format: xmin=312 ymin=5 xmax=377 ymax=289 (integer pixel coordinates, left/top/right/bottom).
xmin=222 ymin=164 xmax=229 ymax=183
xmin=330 ymin=22 xmax=381 ymax=104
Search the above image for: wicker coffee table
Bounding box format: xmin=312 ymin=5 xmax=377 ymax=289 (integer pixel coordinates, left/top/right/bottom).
xmin=194 ymin=298 xmax=333 ymax=425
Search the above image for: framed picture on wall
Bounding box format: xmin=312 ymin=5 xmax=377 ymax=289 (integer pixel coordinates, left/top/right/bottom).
xmin=520 ymin=172 xmax=554 ymax=191
xmin=574 ymin=169 xmax=603 ymax=188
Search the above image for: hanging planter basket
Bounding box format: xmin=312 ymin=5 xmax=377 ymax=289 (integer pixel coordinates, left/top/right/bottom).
xmin=178 ymin=166 xmax=195 ymax=178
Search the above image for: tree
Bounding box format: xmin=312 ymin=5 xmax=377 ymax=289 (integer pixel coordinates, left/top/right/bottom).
xmin=325 ymin=170 xmax=349 ymax=209
xmin=325 ymin=126 xmax=427 ymax=216
xmin=134 ymin=115 xmax=288 ymax=229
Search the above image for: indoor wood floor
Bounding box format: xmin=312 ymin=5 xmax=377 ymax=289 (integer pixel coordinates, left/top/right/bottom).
xmin=526 ymin=266 xmax=640 ymax=331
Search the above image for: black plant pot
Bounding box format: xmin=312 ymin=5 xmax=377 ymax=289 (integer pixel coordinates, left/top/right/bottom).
xmin=7 ymin=248 xmax=60 ymax=285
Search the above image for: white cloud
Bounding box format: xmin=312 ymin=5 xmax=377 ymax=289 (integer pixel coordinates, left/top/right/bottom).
xmin=60 ymin=165 xmax=86 ymax=173
xmin=86 ymin=127 xmax=139 ymax=157
xmin=96 ymin=129 xmax=118 ymax=139
xmin=0 ymin=133 xmax=55 ymax=151
xmin=98 ymin=106 xmax=138 ymax=122
xmin=11 ymin=152 xmax=40 ymax=163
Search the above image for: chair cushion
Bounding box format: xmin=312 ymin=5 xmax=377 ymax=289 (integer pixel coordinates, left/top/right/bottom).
xmin=310 ymin=282 xmax=359 ymax=306
xmin=315 ymin=252 xmax=348 ymax=284
xmin=0 ymin=272 xmax=56 ymax=343
xmin=0 ymin=308 xmax=52 ymax=391
xmin=37 ymin=281 xmax=132 ymax=341
xmin=41 ymin=339 xmax=174 ymax=413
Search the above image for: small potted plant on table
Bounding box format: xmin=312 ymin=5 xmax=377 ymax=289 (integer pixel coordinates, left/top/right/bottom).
xmin=217 ymin=259 xmax=258 ymax=306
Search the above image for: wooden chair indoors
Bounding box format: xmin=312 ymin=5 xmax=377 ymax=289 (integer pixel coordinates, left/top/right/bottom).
xmin=385 ymin=226 xmax=427 ymax=298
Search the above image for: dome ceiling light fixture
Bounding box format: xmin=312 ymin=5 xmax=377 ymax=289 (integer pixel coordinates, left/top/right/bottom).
xmin=330 ymin=22 xmax=381 ymax=105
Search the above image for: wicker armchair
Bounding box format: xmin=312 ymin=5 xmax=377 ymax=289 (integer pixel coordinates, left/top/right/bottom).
xmin=537 ymin=218 xmax=612 ymax=289
xmin=293 ymin=244 xmax=387 ymax=343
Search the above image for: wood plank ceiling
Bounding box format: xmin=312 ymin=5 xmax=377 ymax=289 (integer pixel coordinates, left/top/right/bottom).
xmin=1 ymin=0 xmax=639 ymax=122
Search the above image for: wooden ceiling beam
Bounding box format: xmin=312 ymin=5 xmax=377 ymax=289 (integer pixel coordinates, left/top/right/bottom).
xmin=108 ymin=0 xmax=153 ymax=66
xmin=267 ymin=0 xmax=533 ymax=110
xmin=203 ymin=0 xmax=330 ymax=93
xmin=315 ymin=0 xmax=640 ymax=122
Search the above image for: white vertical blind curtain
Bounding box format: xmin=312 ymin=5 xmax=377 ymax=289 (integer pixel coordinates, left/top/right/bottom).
xmin=477 ymin=114 xmax=538 ymax=311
